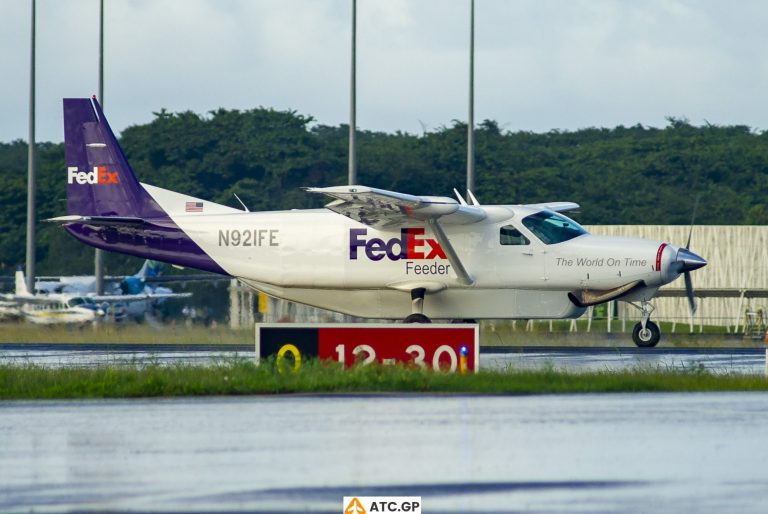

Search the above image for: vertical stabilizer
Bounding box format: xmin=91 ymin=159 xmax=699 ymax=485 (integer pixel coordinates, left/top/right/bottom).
xmin=15 ymin=269 xmax=30 ymax=296
xmin=135 ymin=260 xmax=165 ymax=279
xmin=63 ymin=97 xmax=166 ymax=219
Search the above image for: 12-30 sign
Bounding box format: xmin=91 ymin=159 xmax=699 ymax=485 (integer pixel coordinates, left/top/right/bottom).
xmin=256 ymin=324 xmax=478 ymax=373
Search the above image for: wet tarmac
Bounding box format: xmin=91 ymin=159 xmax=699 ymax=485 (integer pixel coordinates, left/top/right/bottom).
xmin=2 ymin=393 xmax=768 ymax=513
xmin=1 ymin=343 xmax=765 ymax=374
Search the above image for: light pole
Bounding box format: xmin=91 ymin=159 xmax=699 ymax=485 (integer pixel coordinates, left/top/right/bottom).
xmin=95 ymin=0 xmax=105 ymax=295
xmin=25 ymin=0 xmax=36 ymax=292
xmin=466 ymin=0 xmax=475 ymax=197
xmin=348 ymin=0 xmax=357 ymax=185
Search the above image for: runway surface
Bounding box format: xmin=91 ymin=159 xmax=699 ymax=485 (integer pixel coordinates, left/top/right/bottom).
xmin=2 ymin=393 xmax=768 ymax=513
xmin=1 ymin=343 xmax=765 ymax=374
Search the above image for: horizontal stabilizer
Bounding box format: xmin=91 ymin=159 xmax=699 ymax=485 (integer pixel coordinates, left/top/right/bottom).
xmin=46 ymin=215 xmax=146 ymax=227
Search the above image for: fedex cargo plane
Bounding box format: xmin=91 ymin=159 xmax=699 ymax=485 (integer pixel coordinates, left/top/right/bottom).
xmin=49 ymin=97 xmax=707 ymax=346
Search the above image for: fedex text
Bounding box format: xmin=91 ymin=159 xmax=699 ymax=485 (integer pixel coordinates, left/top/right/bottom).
xmin=349 ymin=228 xmax=447 ymax=261
xmin=67 ymin=166 xmax=119 ymax=185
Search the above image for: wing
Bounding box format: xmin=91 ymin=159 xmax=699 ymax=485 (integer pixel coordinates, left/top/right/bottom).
xmin=0 ymin=294 xmax=62 ymax=305
xmin=306 ymin=186 xmax=486 ymax=229
xmin=88 ymin=292 xmax=192 ymax=303
xmin=525 ymin=202 xmax=580 ymax=213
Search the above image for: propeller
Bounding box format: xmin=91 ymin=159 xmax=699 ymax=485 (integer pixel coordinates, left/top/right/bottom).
xmin=682 ymin=196 xmax=701 ymax=314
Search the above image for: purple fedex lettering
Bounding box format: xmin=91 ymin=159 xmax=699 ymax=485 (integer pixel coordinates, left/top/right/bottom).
xmin=349 ymin=228 xmax=444 ymax=261
xmin=350 ymin=228 xmax=406 ymax=261
xmin=349 ymin=228 xmax=368 ymax=260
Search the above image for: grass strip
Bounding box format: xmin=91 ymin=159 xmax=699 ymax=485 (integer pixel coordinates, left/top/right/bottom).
xmin=2 ymin=359 xmax=768 ymax=399
xmin=0 ymin=324 xmax=251 ymax=344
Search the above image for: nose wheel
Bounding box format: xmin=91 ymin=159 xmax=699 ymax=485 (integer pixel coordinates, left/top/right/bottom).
xmin=629 ymin=300 xmax=660 ymax=347
xmin=632 ymin=320 xmax=660 ymax=347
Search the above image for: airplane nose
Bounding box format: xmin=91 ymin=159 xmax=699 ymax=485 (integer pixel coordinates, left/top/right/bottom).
xmin=676 ymin=248 xmax=707 ymax=273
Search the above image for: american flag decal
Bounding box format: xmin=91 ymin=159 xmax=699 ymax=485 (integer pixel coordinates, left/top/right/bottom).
xmin=185 ymin=201 xmax=203 ymax=212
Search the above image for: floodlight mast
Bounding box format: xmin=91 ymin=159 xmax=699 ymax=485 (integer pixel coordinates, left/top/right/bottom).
xmin=348 ymin=0 xmax=357 ymax=186
xmin=95 ymin=0 xmax=105 ymax=295
xmin=466 ymin=0 xmax=475 ymax=198
xmin=25 ymin=0 xmax=36 ymax=293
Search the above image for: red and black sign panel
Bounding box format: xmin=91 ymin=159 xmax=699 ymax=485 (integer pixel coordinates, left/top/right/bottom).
xmin=256 ymin=323 xmax=478 ymax=372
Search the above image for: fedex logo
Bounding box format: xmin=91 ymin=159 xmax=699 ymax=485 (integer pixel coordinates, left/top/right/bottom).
xmin=350 ymin=228 xmax=447 ymax=261
xmin=67 ymin=166 xmax=119 ymax=185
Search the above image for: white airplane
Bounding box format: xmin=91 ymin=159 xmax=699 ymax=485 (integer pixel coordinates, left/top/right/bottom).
xmin=2 ymin=269 xmax=104 ymax=324
xmin=2 ymin=268 xmax=191 ymax=325
xmin=48 ymin=97 xmax=706 ymax=346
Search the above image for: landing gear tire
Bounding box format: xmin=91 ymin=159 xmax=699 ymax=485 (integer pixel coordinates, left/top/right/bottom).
xmin=632 ymin=320 xmax=660 ymax=348
xmin=404 ymin=313 xmax=431 ymax=324
xmin=452 ymin=319 xmax=477 ymax=324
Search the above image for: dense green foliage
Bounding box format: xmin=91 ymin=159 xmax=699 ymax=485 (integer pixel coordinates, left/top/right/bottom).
xmin=2 ymin=107 xmax=768 ymax=276
xmin=1 ymin=359 xmax=767 ymax=399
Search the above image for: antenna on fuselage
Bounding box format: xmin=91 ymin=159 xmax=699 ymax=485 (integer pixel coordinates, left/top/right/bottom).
xmin=453 ymin=188 xmax=468 ymax=206
xmin=467 ymin=190 xmax=481 ymax=206
xmin=233 ymin=193 xmax=250 ymax=212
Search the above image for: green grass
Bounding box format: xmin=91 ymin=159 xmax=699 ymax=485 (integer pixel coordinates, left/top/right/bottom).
xmin=0 ymin=323 xmax=252 ymax=344
xmin=1 ymin=319 xmax=755 ymax=348
xmin=2 ymin=359 xmax=768 ymax=399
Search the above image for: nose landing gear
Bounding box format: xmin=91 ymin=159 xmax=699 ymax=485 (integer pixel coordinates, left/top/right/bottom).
xmin=629 ymin=300 xmax=660 ymax=347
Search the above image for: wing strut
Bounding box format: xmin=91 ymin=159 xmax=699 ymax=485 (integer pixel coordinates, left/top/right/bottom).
xmin=426 ymin=218 xmax=475 ymax=286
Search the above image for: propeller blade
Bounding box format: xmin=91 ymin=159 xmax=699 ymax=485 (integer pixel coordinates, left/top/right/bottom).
xmin=684 ymin=271 xmax=696 ymax=314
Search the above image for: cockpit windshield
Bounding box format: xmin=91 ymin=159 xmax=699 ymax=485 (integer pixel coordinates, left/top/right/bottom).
xmin=521 ymin=210 xmax=587 ymax=245
xmin=67 ymin=297 xmax=96 ymax=308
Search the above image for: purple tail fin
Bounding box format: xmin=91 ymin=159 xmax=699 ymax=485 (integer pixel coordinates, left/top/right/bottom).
xmin=63 ymin=97 xmax=165 ymax=219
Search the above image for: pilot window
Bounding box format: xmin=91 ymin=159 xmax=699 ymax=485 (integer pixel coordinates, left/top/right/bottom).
xmin=521 ymin=210 xmax=587 ymax=245
xmin=500 ymin=225 xmax=530 ymax=245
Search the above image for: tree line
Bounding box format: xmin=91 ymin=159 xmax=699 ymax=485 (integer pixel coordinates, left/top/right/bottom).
xmin=1 ymin=106 xmax=767 ymax=276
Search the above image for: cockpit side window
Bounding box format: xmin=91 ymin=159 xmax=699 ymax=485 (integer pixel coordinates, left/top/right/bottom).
xmin=521 ymin=210 xmax=587 ymax=245
xmin=500 ymin=225 xmax=530 ymax=245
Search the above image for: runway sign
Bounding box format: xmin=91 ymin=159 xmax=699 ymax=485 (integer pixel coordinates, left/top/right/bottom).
xmin=255 ymin=323 xmax=478 ymax=373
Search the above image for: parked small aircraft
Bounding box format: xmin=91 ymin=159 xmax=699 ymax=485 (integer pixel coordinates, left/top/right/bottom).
xmin=49 ymin=97 xmax=706 ymax=346
xmin=33 ymin=259 xmax=193 ymax=320
xmin=1 ymin=268 xmax=191 ymax=325
xmin=33 ymin=259 xmax=162 ymax=295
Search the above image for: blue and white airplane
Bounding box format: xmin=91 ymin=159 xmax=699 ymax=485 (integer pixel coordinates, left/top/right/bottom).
xmin=33 ymin=260 xmax=191 ymax=321
xmin=48 ymin=97 xmax=706 ymax=346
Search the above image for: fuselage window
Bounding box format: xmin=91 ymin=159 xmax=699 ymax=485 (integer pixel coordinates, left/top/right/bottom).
xmin=521 ymin=210 xmax=588 ymax=245
xmin=500 ymin=225 xmax=530 ymax=245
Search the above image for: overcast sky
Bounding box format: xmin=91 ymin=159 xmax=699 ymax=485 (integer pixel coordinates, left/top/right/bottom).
xmin=2 ymin=0 xmax=768 ymax=143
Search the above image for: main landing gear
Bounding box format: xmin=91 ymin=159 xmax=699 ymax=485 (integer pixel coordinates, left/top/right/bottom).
xmin=629 ymin=300 xmax=660 ymax=348
xmin=404 ymin=288 xmax=432 ymax=323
